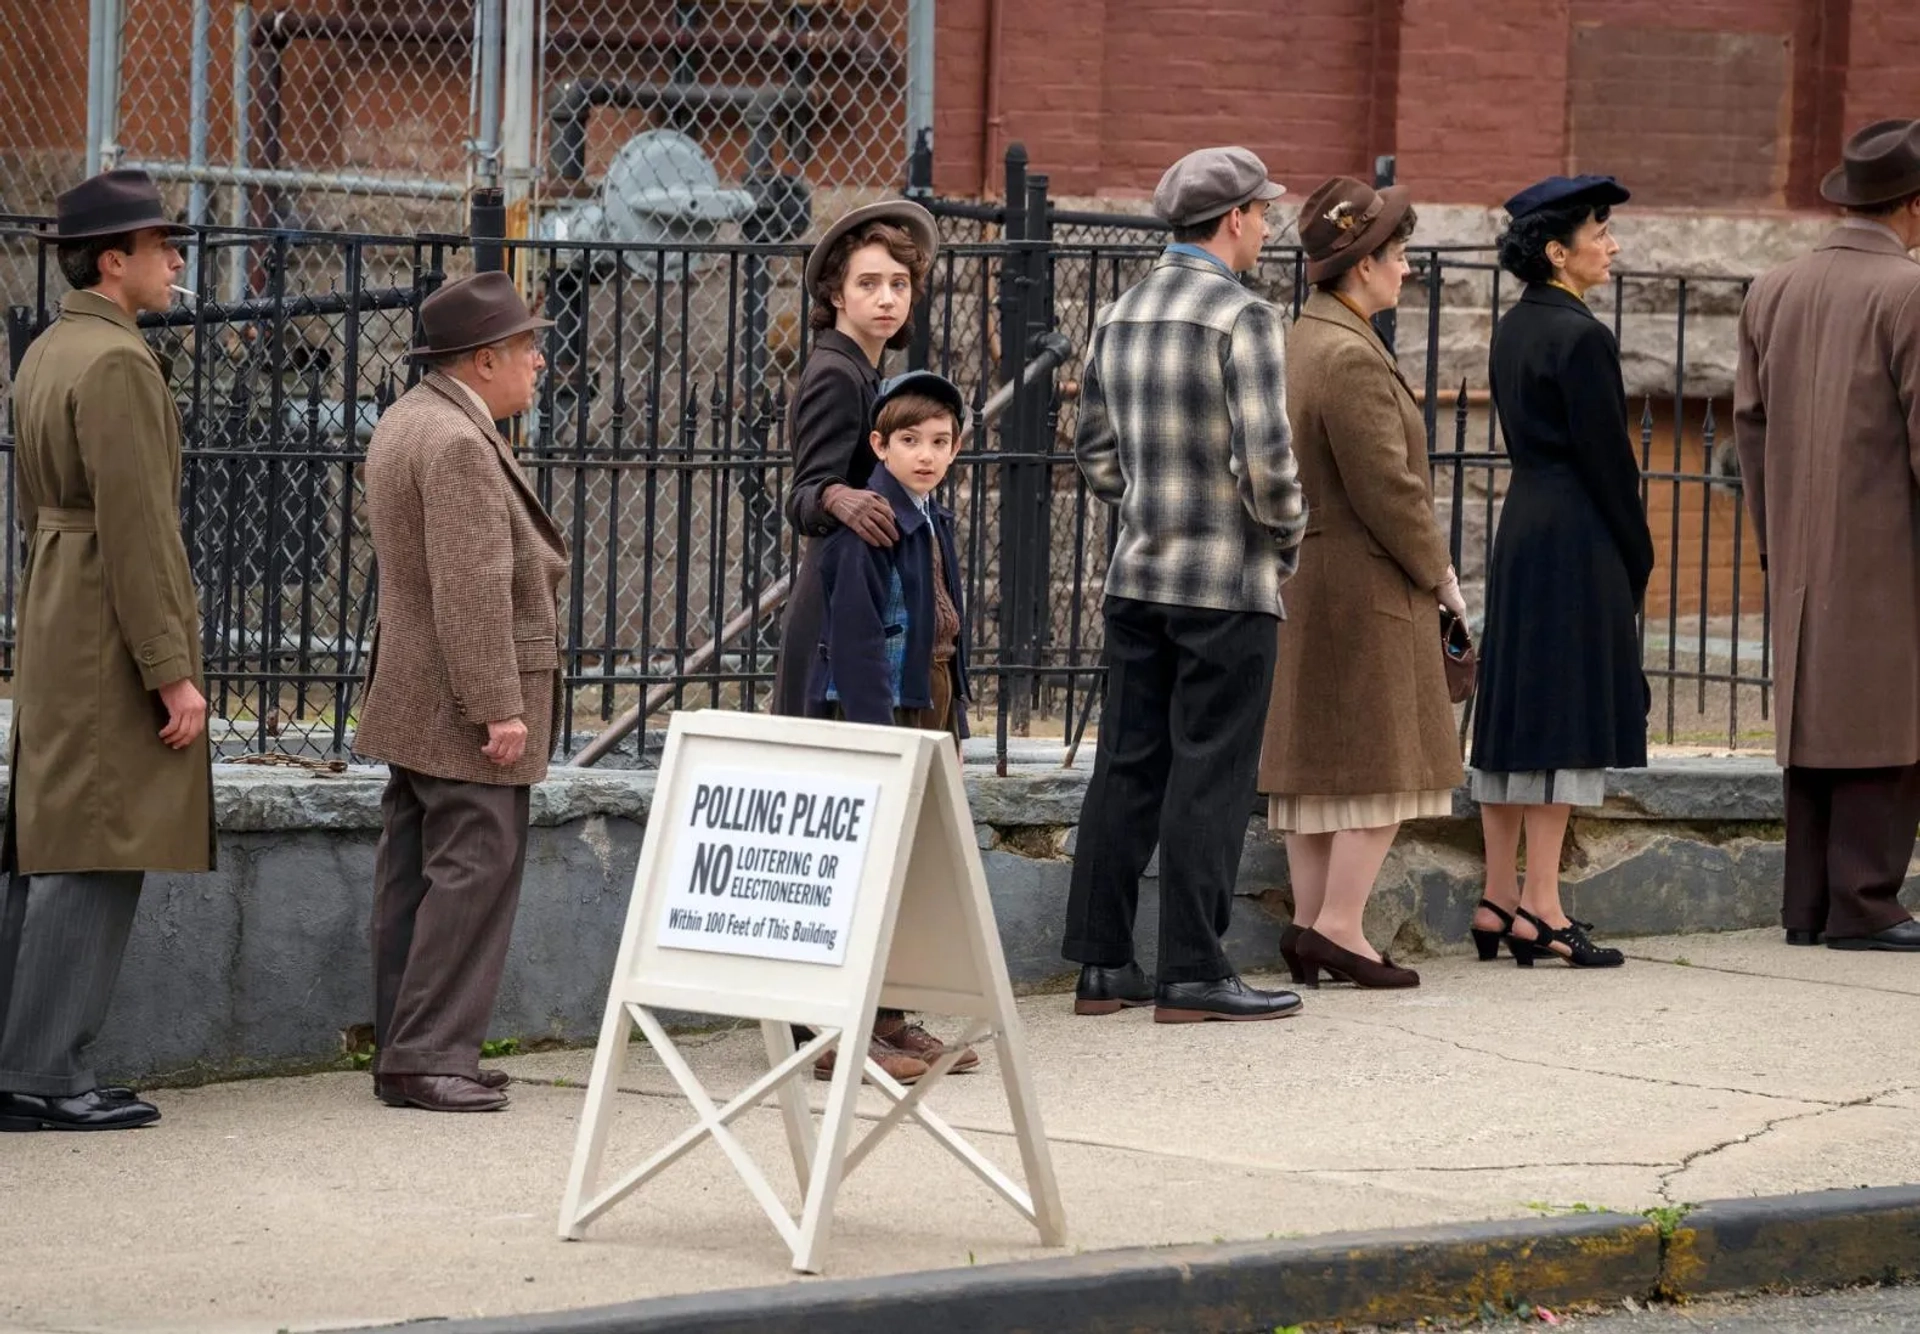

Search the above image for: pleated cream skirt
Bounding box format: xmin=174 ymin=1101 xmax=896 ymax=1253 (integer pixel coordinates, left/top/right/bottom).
xmin=1268 ymin=789 xmax=1454 ymax=834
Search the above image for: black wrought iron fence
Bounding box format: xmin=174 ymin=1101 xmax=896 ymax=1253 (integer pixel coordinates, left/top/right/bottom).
xmin=1 ymin=179 xmax=1775 ymax=770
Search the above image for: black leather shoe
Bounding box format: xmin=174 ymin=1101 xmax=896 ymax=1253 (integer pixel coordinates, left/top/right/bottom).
xmin=1073 ymin=961 xmax=1156 ymax=1016
xmin=1827 ymin=919 xmax=1920 ymax=951
xmin=0 ymin=1089 xmax=161 ymax=1132
xmin=1785 ymin=929 xmax=1823 ymax=946
xmin=1154 ymin=975 xmax=1303 ymax=1023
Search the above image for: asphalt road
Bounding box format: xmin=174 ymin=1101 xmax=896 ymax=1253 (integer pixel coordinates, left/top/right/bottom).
xmin=1556 ymin=1286 xmax=1920 ymax=1330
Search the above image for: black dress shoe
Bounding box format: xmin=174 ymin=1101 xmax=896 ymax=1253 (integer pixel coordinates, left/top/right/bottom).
xmin=477 ymin=1068 xmax=511 ymax=1090
xmin=1153 ymin=975 xmax=1303 ymax=1023
xmin=1785 ymin=929 xmax=1823 ymax=946
xmin=1073 ymin=961 xmax=1155 ymax=1016
xmin=1827 ymin=919 xmax=1920 ymax=951
xmin=0 ymin=1088 xmax=161 ymax=1132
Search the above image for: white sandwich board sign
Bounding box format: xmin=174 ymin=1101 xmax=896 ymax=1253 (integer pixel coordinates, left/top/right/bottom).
xmin=557 ymin=709 xmax=1067 ymax=1273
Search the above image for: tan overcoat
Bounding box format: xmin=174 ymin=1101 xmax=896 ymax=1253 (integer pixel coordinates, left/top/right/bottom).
xmin=355 ymin=372 xmax=569 ymax=786
xmin=3 ymin=291 xmax=214 ymax=874
xmin=1734 ymin=224 xmax=1920 ymax=768
xmin=1259 ymin=292 xmax=1462 ymax=797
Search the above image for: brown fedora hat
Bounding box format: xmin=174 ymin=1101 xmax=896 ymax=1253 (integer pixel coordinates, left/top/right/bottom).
xmin=1298 ymin=176 xmax=1413 ymax=284
xmin=54 ymin=168 xmax=192 ymax=241
xmin=803 ymin=199 xmax=938 ymax=293
xmin=1821 ymin=119 xmax=1920 ymax=208
xmin=409 ymin=271 xmax=555 ymax=359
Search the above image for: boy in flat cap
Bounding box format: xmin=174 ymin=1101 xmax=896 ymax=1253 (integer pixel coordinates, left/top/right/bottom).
xmin=356 ymin=271 xmax=569 ymax=1112
xmin=1735 ymin=118 xmax=1920 ymax=954
xmin=1062 ymin=146 xmax=1309 ymax=1024
xmin=1 ymin=168 xmax=209 ymax=1133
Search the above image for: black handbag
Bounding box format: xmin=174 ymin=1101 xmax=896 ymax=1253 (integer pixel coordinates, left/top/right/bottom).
xmin=1440 ymin=608 xmax=1476 ymax=705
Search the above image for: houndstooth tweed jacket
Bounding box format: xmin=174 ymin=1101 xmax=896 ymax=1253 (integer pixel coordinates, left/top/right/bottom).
xmin=1074 ymin=251 xmax=1307 ymax=616
xmin=355 ymin=371 xmax=569 ymax=786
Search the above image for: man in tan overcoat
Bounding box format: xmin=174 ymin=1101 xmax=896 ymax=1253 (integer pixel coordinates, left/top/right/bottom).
xmin=0 ymin=170 xmax=211 ymax=1133
xmin=1735 ymin=119 xmax=1920 ymax=953
xmin=357 ymin=271 xmax=568 ymax=1112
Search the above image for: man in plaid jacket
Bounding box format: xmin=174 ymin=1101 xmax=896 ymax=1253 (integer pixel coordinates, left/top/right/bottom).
xmin=1062 ymin=146 xmax=1309 ymax=1025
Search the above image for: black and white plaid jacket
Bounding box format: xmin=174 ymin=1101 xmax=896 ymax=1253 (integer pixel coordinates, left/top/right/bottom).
xmin=1074 ymin=251 xmax=1306 ymax=616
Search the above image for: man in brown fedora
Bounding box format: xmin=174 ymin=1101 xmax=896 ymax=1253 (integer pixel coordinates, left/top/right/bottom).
xmin=1735 ymin=118 xmax=1920 ymax=953
xmin=357 ymin=270 xmax=569 ymax=1112
xmin=0 ymin=169 xmax=210 ymax=1133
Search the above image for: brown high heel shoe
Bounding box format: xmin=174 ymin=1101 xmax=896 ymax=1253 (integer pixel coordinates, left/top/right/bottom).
xmin=1296 ymin=929 xmax=1420 ymax=990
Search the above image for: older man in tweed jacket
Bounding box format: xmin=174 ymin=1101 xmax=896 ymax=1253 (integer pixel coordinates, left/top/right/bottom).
xmin=356 ymin=272 xmax=568 ymax=1113
xmin=1063 ymin=147 xmax=1309 ymax=1024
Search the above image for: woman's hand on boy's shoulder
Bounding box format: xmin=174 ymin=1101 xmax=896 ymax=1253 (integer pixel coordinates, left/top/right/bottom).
xmin=823 ymin=482 xmax=899 ymax=547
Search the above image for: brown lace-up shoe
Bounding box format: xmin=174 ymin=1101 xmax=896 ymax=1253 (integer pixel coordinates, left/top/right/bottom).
xmin=813 ymin=1036 xmax=929 ymax=1085
xmin=873 ymin=1013 xmax=980 ymax=1073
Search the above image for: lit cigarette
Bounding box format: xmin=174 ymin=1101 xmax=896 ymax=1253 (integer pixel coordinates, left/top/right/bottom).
xmin=170 ymin=285 xmax=198 ymax=305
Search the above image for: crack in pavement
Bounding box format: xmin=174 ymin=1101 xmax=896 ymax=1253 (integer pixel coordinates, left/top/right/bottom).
xmin=1653 ymin=1082 xmax=1920 ymax=1205
xmin=1324 ymin=1012 xmax=1842 ymax=1108
xmin=1621 ymin=953 xmax=1920 ymax=1001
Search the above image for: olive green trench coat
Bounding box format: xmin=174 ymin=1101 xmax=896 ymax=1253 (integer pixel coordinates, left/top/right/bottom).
xmin=3 ymin=290 xmax=214 ymax=874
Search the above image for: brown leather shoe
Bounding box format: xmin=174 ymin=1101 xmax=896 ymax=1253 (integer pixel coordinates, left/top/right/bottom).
xmin=1296 ymin=928 xmax=1420 ymax=989
xmin=476 ymin=1068 xmax=511 ymax=1090
xmin=873 ymin=1014 xmax=980 ymax=1073
xmin=381 ymin=1074 xmax=509 ymax=1112
xmin=814 ymin=1037 xmax=929 ymax=1085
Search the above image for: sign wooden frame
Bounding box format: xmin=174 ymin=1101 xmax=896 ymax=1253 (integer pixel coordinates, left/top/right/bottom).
xmin=557 ymin=710 xmax=1067 ymax=1273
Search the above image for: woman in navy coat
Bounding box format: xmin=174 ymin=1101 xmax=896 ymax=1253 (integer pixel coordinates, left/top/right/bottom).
xmin=1468 ymin=176 xmax=1654 ymax=969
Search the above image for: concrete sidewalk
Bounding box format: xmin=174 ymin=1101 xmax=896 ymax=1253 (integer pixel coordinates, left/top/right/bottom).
xmin=6 ymin=927 xmax=1920 ymax=1334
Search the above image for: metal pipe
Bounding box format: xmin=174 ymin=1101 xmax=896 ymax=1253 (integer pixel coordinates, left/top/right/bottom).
xmin=979 ymin=0 xmax=1005 ymax=198
xmin=567 ymin=330 xmax=1076 ymax=768
xmin=501 ymin=0 xmax=536 ymax=231
xmin=120 ymin=161 xmax=467 ymax=198
xmin=86 ymin=0 xmax=106 ymax=176
xmin=101 ymin=0 xmax=126 ymax=169
xmin=228 ymin=1 xmax=251 ymax=301
xmin=187 ymin=0 xmax=213 ymax=269
xmin=475 ymin=0 xmax=504 ymax=188
xmin=906 ymin=0 xmax=934 ymax=179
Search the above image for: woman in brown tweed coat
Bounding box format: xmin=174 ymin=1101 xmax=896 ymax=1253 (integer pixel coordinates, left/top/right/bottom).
xmin=1258 ymin=178 xmax=1466 ymax=990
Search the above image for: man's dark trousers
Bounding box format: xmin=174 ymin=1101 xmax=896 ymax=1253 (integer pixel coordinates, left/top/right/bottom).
xmin=1784 ymin=764 xmax=1920 ymax=938
xmin=1063 ymin=596 xmax=1277 ymax=983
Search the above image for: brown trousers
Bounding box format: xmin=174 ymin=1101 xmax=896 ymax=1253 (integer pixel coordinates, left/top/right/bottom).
xmin=1784 ymin=763 xmax=1920 ymax=939
xmin=372 ymin=766 xmax=530 ymax=1077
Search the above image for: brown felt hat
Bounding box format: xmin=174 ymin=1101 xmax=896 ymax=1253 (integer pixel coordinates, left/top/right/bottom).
xmin=54 ymin=168 xmax=192 ymax=241
xmin=1821 ymin=119 xmax=1920 ymax=208
xmin=408 ymin=271 xmax=554 ymax=359
xmin=1298 ymin=176 xmax=1414 ymax=284
xmin=804 ymin=199 xmax=939 ymax=293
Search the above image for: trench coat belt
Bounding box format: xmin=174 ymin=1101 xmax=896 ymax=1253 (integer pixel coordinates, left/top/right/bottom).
xmin=35 ymin=506 xmax=97 ymax=532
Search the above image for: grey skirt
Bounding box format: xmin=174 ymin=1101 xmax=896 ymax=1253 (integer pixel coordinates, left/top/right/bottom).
xmin=1468 ymin=768 xmax=1606 ymax=808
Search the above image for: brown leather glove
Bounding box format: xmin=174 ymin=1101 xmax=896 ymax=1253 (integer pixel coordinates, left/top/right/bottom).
xmin=822 ymin=483 xmax=899 ymax=547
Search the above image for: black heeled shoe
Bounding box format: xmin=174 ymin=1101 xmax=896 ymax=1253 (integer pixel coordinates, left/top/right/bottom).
xmin=1510 ymin=907 xmax=1624 ymax=968
xmin=1280 ymin=923 xmax=1307 ymax=984
xmin=1470 ymin=898 xmax=1518 ymax=962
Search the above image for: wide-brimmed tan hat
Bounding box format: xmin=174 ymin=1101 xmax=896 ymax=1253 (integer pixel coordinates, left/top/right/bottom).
xmin=54 ymin=168 xmax=192 ymax=241
xmin=408 ymin=271 xmax=555 ymax=359
xmin=1298 ymin=176 xmax=1413 ymax=284
xmin=803 ymin=199 xmax=938 ymax=292
xmin=1821 ymin=118 xmax=1920 ymax=208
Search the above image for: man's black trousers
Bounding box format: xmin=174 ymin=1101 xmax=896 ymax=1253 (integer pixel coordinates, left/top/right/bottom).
xmin=1062 ymin=595 xmax=1278 ymax=983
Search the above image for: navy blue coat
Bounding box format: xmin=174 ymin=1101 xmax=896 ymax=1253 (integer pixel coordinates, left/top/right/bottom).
xmin=807 ymin=466 xmax=970 ymax=735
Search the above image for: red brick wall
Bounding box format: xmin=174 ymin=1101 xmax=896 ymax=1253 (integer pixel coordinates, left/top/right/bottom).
xmin=1845 ymin=0 xmax=1920 ymax=131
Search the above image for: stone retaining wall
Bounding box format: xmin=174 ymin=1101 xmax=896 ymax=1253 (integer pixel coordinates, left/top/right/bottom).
xmin=5 ymin=752 xmax=1885 ymax=1085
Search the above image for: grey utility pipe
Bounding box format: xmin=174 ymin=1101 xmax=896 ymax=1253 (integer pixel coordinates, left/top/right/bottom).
xmin=545 ymin=80 xmax=810 ymax=182
xmin=187 ymin=0 xmax=213 ymax=268
xmin=475 ymin=0 xmax=504 ymax=189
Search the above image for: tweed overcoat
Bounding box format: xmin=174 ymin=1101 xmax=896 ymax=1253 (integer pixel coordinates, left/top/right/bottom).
xmin=1259 ymin=293 xmax=1462 ymax=797
xmin=771 ymin=329 xmax=883 ymax=717
xmin=1470 ymin=284 xmax=1654 ymax=774
xmin=355 ymin=372 xmax=569 ymax=786
xmin=1734 ymin=223 xmax=1920 ymax=769
xmin=2 ymin=290 xmax=214 ymax=874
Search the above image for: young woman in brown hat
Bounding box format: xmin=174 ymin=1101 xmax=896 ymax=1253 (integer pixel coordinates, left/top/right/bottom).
xmin=1257 ymin=177 xmax=1466 ymax=990
xmin=770 ymin=199 xmax=977 ymax=1083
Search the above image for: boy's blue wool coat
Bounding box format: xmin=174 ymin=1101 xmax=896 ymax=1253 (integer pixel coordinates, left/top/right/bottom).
xmin=806 ymin=466 xmax=971 ymax=735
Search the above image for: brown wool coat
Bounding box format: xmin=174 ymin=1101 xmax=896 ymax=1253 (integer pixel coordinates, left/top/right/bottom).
xmin=1735 ymin=224 xmax=1920 ymax=768
xmin=355 ymin=372 xmax=569 ymax=786
xmin=1259 ymin=292 xmax=1463 ymax=798
xmin=3 ymin=291 xmax=214 ymax=874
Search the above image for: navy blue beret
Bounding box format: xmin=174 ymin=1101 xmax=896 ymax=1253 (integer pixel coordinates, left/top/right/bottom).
xmin=875 ymin=369 xmax=971 ymax=434
xmin=1503 ymin=174 xmax=1631 ymax=220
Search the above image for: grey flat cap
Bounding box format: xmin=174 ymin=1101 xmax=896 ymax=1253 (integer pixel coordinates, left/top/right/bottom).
xmin=1152 ymin=147 xmax=1285 ymax=227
